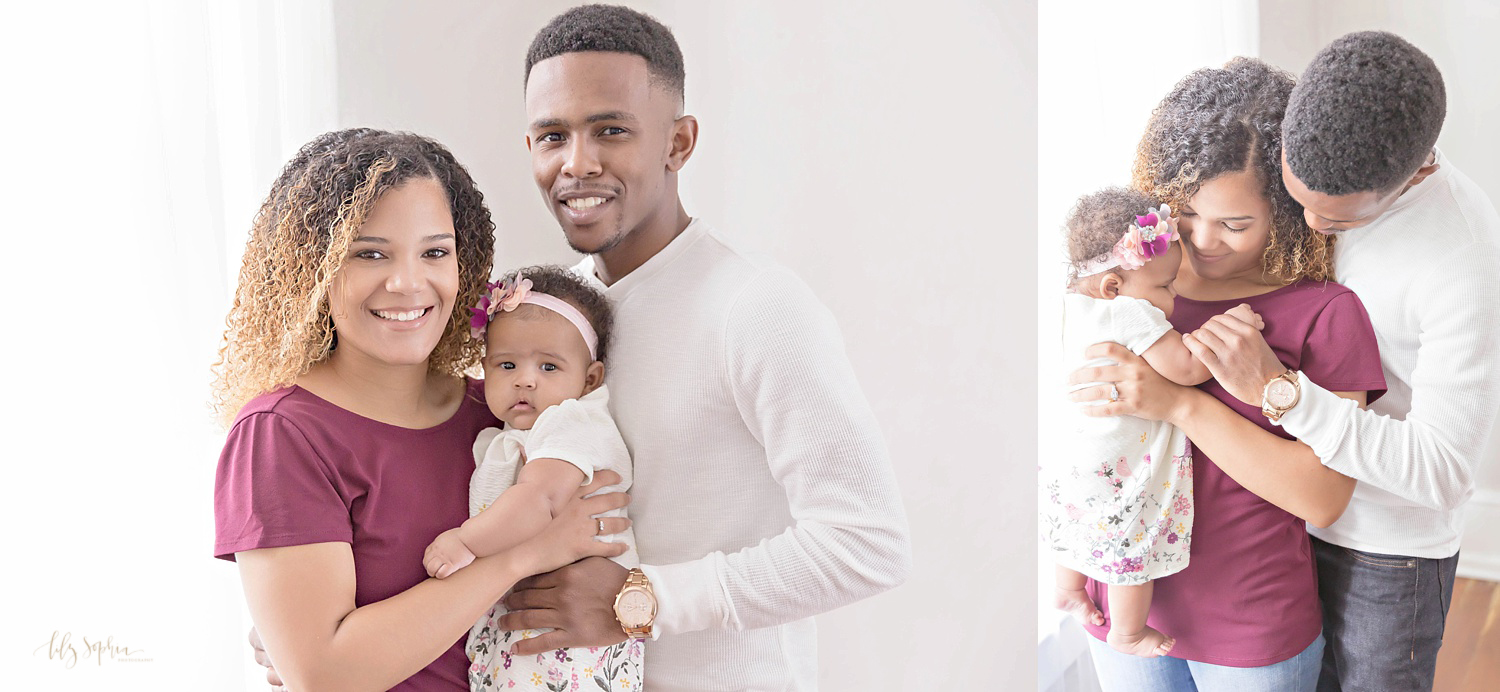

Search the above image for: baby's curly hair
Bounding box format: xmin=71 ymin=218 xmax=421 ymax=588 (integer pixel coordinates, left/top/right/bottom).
xmin=211 ymin=128 xmax=495 ymax=425
xmin=1132 ymin=57 xmax=1333 ymax=284
xmin=1064 ymin=186 xmax=1159 ymax=284
xmin=490 ymin=265 xmax=614 ymax=363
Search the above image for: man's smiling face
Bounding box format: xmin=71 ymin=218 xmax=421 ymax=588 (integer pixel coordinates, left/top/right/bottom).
xmin=524 ymin=51 xmax=683 ymax=257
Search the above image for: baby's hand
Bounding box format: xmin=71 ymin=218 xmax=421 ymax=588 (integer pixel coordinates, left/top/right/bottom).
xmin=423 ymin=528 xmax=477 ymax=579
xmin=1223 ymin=303 xmax=1265 ymax=331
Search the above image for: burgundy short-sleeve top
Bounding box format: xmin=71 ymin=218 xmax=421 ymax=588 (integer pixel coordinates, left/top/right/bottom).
xmin=215 ymin=379 xmax=497 ymax=691
xmin=1084 ymin=279 xmax=1386 ymax=667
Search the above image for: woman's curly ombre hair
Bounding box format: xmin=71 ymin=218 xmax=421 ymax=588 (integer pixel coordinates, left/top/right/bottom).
xmin=211 ymin=128 xmax=495 ymax=424
xmin=1132 ymin=57 xmax=1334 ymax=284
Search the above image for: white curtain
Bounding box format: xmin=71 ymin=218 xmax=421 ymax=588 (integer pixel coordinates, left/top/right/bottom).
xmin=3 ymin=2 xmax=334 ymax=689
xmin=1036 ymin=1 xmax=1259 ymax=690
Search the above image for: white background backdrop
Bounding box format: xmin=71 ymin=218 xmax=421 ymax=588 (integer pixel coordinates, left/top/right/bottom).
xmin=1038 ymin=1 xmax=1500 ymax=690
xmin=3 ymin=1 xmax=1037 ymax=690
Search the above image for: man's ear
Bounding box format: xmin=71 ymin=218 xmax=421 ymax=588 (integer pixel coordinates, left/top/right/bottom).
xmin=666 ymin=115 xmax=698 ymax=172
xmin=1098 ymin=272 xmax=1123 ymax=299
xmin=582 ymin=360 xmax=606 ymax=395
xmin=1404 ymin=156 xmax=1440 ymax=190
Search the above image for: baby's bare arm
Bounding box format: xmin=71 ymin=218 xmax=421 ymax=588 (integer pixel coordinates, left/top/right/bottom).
xmin=1140 ymin=305 xmax=1263 ymax=386
xmin=456 ymin=459 xmax=588 ymax=558
xmin=1140 ymin=330 xmax=1212 ymax=386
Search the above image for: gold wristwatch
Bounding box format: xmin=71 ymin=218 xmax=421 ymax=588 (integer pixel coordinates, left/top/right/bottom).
xmin=613 ymin=568 xmax=656 ymax=639
xmin=1261 ymin=370 xmax=1301 ymax=422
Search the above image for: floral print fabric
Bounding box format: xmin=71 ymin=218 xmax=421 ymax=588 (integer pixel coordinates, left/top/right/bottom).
xmin=467 ymin=612 xmax=642 ymax=691
xmin=1041 ymin=436 xmax=1194 ymax=585
xmin=1045 ymin=294 xmax=1195 ymax=585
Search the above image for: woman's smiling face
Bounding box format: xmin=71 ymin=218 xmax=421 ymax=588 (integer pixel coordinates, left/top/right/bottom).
xmin=1177 ymin=168 xmax=1275 ymax=285
xmin=327 ymin=178 xmax=460 ymax=369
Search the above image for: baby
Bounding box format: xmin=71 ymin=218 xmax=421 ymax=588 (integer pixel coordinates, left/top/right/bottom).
xmin=1043 ymin=187 xmax=1257 ymax=658
xmin=423 ymin=265 xmax=642 ymax=691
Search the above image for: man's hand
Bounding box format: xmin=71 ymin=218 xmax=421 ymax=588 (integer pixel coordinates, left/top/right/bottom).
xmin=498 ymin=556 xmax=629 ymax=655
xmin=1068 ymin=342 xmax=1193 ymax=423
xmin=248 ymin=626 xmax=289 ymax=691
xmin=1182 ymin=303 xmax=1285 ymax=406
xmin=423 ymin=527 xmax=476 ymax=579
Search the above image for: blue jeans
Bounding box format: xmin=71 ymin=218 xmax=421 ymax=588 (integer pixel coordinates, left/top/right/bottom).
xmin=1312 ymin=536 xmax=1459 ymax=692
xmin=1087 ymin=633 xmax=1324 ymax=691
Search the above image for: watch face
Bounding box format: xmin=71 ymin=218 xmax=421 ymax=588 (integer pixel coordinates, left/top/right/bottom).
xmin=618 ymin=589 xmax=654 ymax=627
xmin=1268 ymin=379 xmax=1296 ymax=408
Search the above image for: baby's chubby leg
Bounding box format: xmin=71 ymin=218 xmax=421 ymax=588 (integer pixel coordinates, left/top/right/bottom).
xmin=1053 ymin=565 xmax=1104 ymax=626
xmin=1105 ymin=581 xmax=1174 ymax=657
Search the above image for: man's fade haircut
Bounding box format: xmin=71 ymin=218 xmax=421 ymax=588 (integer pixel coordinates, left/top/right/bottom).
xmin=1284 ymin=31 xmax=1446 ymax=196
xmin=524 ymin=4 xmax=685 ymax=103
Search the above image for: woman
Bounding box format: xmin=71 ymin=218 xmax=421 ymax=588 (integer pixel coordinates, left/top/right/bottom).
xmin=211 ymin=128 xmax=628 ymax=691
xmin=1069 ymin=59 xmax=1386 ymax=689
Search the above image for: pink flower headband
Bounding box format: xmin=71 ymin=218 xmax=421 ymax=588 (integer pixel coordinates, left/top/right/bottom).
xmin=1073 ymin=204 xmax=1179 ymax=277
xmin=468 ymin=272 xmax=600 ymax=360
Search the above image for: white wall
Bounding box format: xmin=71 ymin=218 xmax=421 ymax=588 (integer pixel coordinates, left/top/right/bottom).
xmin=4 ymin=2 xmax=338 ymax=690
xmin=1258 ymin=0 xmax=1500 ymax=582
xmin=330 ymin=0 xmax=1035 ymax=688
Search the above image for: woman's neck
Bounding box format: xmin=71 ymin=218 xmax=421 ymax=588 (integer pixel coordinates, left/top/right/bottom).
xmin=298 ymin=349 xmax=462 ymax=429
xmin=1173 ymin=256 xmax=1289 ymax=302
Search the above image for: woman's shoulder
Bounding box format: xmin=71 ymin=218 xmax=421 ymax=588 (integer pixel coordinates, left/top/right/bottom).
xmin=231 ymin=386 xmax=323 ymax=429
xmin=230 ymin=377 xmax=495 ymax=438
xmin=223 ymin=387 xmax=355 ymax=460
xmin=1286 ymin=277 xmax=1359 ymax=301
xmin=1252 ymin=278 xmax=1368 ymax=316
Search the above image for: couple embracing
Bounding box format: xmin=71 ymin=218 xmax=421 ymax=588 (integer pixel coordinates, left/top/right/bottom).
xmin=1047 ymin=32 xmax=1500 ymax=691
xmin=212 ymin=5 xmax=911 ymax=692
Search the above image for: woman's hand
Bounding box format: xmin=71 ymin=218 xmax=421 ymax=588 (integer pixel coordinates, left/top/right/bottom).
xmin=515 ymin=469 xmax=631 ymax=577
xmin=1068 ymin=342 xmax=1194 ymax=423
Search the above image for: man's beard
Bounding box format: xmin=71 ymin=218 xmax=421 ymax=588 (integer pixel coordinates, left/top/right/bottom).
xmin=564 ymin=219 xmax=628 ymax=257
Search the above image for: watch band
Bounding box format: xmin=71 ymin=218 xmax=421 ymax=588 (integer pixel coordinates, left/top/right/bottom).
xmin=1261 ymin=370 xmax=1300 ymax=423
xmin=614 ymin=568 xmax=656 ymax=639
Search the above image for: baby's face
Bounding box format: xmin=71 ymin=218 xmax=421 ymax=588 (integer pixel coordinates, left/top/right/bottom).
xmin=482 ymin=304 xmax=599 ymax=430
xmin=1118 ymin=242 xmax=1182 ymax=318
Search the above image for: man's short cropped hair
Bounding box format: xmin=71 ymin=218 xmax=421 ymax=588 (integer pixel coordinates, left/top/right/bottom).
xmin=524 ymin=4 xmax=685 ymax=102
xmin=1283 ymin=31 xmax=1445 ymax=195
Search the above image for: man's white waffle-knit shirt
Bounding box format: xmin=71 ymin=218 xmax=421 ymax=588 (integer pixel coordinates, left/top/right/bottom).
xmin=1279 ymin=149 xmax=1500 ymax=558
xmin=573 ymin=219 xmax=912 ymax=691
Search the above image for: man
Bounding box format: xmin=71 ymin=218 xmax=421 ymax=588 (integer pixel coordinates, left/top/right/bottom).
xmin=1179 ymin=31 xmax=1500 ymax=690
xmin=489 ymin=6 xmax=912 ymax=691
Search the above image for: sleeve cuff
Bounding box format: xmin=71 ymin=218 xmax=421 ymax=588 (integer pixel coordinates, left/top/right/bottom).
xmin=1274 ymin=374 xmax=1353 ymax=468
xmin=640 ymin=557 xmax=728 ymax=639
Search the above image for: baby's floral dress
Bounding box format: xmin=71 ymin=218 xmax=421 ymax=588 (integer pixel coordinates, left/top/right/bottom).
xmin=467 ymin=620 xmax=642 ymax=692
xmin=1042 ymin=294 xmax=1195 ymax=585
